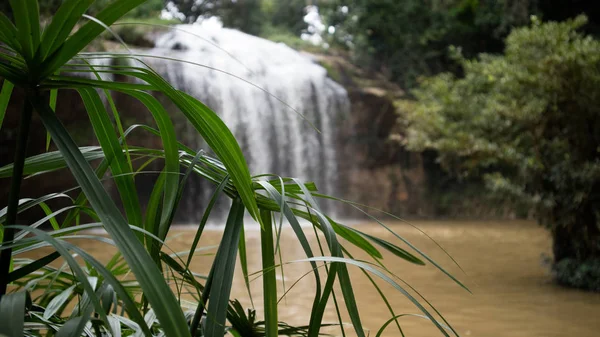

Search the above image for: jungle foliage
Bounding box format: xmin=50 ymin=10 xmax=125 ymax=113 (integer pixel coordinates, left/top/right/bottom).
xmin=403 ymin=16 xmax=600 ymax=291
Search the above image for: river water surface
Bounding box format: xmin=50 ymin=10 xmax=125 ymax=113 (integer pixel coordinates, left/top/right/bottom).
xmin=81 ymin=220 xmax=600 ymax=336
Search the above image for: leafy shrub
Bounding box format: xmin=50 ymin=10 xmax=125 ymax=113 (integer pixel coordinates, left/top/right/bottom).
xmin=555 ymin=258 xmax=600 ymax=292
xmin=403 ymin=15 xmax=600 ymax=289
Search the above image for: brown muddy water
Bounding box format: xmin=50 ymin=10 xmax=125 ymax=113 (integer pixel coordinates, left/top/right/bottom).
xmin=50 ymin=221 xmax=600 ymax=336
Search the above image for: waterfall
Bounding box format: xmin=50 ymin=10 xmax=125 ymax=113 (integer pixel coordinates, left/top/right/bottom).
xmin=143 ymin=22 xmax=350 ymax=222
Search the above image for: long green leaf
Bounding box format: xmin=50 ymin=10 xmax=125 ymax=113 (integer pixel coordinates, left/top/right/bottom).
xmin=45 ymin=86 xmax=57 ymax=151
xmin=260 ymin=210 xmax=278 ymax=337
xmin=56 ymin=304 xmax=94 ymax=337
xmin=0 ymin=12 xmax=21 ymax=52
xmin=44 ymin=66 xmax=260 ymax=225
xmin=254 ymin=181 xmax=324 ymax=335
xmin=0 ymin=146 xmax=104 ymax=178
xmin=144 ymin=170 xmax=165 ymax=252
xmin=30 ymin=95 xmax=191 ymax=337
xmin=0 ymin=79 xmax=14 ymax=131
xmin=359 ymin=231 xmax=425 ymax=265
xmin=204 ymin=199 xmax=245 ymax=337
xmin=185 ymin=174 xmax=230 ymax=269
xmin=44 ymin=284 xmax=76 ymax=319
xmin=237 ymin=223 xmax=254 ymax=308
xmin=301 ymin=257 xmax=452 ymax=337
xmin=0 ymin=291 xmax=26 ymax=336
xmin=39 ymin=0 xmax=95 ymax=60
xmin=122 ymin=90 xmax=179 ymax=240
xmin=291 ymin=179 xmax=365 ymax=337
xmin=167 ymin=89 xmax=259 ymax=225
xmin=9 ymin=0 xmax=40 ymax=62
xmin=8 ymin=251 xmax=60 ymax=282
xmin=40 ymin=0 xmax=147 ymax=78
xmin=78 ymin=88 xmax=142 ymax=229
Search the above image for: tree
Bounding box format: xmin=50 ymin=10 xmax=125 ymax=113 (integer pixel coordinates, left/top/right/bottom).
xmin=403 ymin=16 xmax=600 ymax=290
xmin=168 ymin=0 xmax=265 ymax=35
xmin=262 ymin=0 xmax=307 ymax=34
xmin=320 ymin=0 xmax=537 ymax=88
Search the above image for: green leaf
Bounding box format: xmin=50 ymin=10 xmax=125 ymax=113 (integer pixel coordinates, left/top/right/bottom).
xmin=45 ymin=87 xmax=57 ymax=151
xmin=204 ymin=199 xmax=245 ymax=337
xmin=172 ymin=91 xmax=259 ymax=224
xmin=56 ymin=306 xmax=94 ymax=337
xmin=9 ymin=0 xmax=40 ymax=62
xmin=144 ymin=170 xmax=165 ymax=251
xmin=301 ymin=257 xmax=452 ymax=337
xmin=237 ymin=223 xmax=254 ymax=308
xmin=376 ymin=314 xmax=451 ymax=337
xmin=329 ymin=221 xmax=382 ymax=259
xmin=45 ymin=65 xmax=260 ymax=225
xmin=359 ymin=231 xmax=425 ymax=265
xmin=77 ymin=88 xmax=142 ymax=229
xmin=254 ymin=181 xmax=323 ymax=333
xmin=260 ymin=210 xmax=278 ymax=337
xmin=40 ymin=0 xmax=148 ymax=78
xmin=39 ymin=0 xmax=95 ymax=60
xmin=0 ymin=291 xmax=27 ymax=337
xmin=122 ymin=90 xmax=179 ymax=240
xmin=0 ymin=146 xmax=104 ymax=178
xmin=313 ymin=212 xmax=366 ymax=337
xmin=0 ymin=12 xmax=21 ymax=52
xmin=185 ymin=174 xmax=230 ymax=269
xmin=44 ymin=284 xmax=76 ymax=319
xmin=8 ymin=251 xmax=60 ymax=282
xmin=0 ymin=79 xmax=14 ymax=131
xmin=288 ymin=178 xmax=365 ymax=336
xmin=30 ymin=95 xmax=191 ymax=337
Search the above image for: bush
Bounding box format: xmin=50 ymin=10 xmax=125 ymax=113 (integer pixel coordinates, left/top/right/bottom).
xmin=555 ymin=258 xmax=600 ymax=291
xmin=403 ymin=16 xmax=600 ymax=289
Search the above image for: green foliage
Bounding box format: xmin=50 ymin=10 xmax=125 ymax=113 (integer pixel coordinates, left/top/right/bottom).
xmin=0 ymin=0 xmax=465 ymax=335
xmin=320 ymin=0 xmax=536 ymax=88
xmin=404 ymin=16 xmax=600 ymax=288
xmin=261 ymin=0 xmax=307 ymax=35
xmin=169 ymin=0 xmax=307 ymax=37
xmin=169 ymin=0 xmax=265 ymax=35
xmin=259 ymin=24 xmax=324 ymax=53
xmin=555 ymin=258 xmax=600 ymax=292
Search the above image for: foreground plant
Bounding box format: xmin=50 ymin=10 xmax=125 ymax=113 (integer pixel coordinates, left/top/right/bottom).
xmin=0 ymin=1 xmax=465 ymax=336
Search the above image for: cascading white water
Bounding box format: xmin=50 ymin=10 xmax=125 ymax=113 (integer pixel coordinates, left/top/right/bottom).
xmin=144 ymin=21 xmax=350 ymax=221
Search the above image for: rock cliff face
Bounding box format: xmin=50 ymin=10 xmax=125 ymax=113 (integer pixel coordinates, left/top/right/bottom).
xmin=310 ymin=54 xmax=431 ymax=217
xmin=314 ymin=53 xmax=525 ymax=219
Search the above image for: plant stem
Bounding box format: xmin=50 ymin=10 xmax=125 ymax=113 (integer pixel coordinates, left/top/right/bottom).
xmin=0 ymin=99 xmax=33 ymax=297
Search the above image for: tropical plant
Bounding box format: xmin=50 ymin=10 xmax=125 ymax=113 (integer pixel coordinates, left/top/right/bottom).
xmin=403 ymin=16 xmax=600 ymax=291
xmin=0 ymin=1 xmax=465 ymax=336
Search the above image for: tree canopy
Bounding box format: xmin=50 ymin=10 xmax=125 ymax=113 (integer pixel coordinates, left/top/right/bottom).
xmin=403 ymin=16 xmax=600 ymax=290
